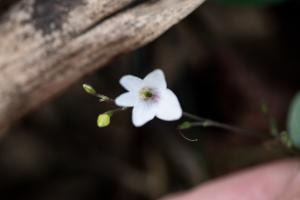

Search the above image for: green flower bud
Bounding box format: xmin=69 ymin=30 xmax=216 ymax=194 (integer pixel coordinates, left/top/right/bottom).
xmin=179 ymin=121 xmax=192 ymax=130
xmin=83 ymin=84 xmax=97 ymax=95
xmin=97 ymin=113 xmax=111 ymax=127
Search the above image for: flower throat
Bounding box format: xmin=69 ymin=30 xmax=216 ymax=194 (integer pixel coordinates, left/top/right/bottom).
xmin=139 ymin=87 xmax=156 ymax=101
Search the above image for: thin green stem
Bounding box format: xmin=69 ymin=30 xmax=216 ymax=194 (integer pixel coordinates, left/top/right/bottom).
xmin=182 ymin=112 xmax=266 ymax=138
xmin=108 ymin=107 xmax=128 ymax=114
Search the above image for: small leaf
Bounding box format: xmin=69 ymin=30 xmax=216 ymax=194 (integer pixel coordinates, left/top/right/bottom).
xmin=280 ymin=131 xmax=293 ymax=149
xmin=179 ymin=121 xmax=192 ymax=130
xmin=97 ymin=113 xmax=111 ymax=128
xmin=287 ymin=92 xmax=300 ymax=150
xmin=83 ymin=84 xmax=97 ymax=95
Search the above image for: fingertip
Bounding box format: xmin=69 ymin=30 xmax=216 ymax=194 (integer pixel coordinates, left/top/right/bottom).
xmin=160 ymin=159 xmax=300 ymax=200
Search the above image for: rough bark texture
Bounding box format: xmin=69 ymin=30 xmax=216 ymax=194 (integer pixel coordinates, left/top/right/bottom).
xmin=0 ymin=0 xmax=206 ymax=134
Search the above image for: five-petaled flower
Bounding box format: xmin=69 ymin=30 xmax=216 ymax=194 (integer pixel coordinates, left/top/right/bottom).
xmin=115 ymin=69 xmax=182 ymax=127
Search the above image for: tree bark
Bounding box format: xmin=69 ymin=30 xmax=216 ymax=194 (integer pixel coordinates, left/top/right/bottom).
xmin=0 ymin=0 xmax=206 ymax=135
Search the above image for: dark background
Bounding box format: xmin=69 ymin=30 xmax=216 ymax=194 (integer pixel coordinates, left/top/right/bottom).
xmin=0 ymin=0 xmax=300 ymax=199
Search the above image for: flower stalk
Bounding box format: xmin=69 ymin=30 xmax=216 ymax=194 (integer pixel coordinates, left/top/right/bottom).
xmin=83 ymin=83 xmax=113 ymax=102
xmin=181 ymin=112 xmax=267 ymax=139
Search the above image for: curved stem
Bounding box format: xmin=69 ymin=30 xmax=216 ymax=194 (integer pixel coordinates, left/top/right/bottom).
xmin=178 ymin=129 xmax=199 ymax=142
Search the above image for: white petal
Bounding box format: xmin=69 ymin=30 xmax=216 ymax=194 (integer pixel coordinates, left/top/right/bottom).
xmin=120 ymin=75 xmax=142 ymax=91
xmin=143 ymin=69 xmax=167 ymax=89
xmin=132 ymin=102 xmax=156 ymax=127
xmin=115 ymin=92 xmax=136 ymax=107
xmin=156 ymin=89 xmax=182 ymax=121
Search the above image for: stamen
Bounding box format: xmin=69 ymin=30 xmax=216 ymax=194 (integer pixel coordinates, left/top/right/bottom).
xmin=139 ymin=87 xmax=156 ymax=101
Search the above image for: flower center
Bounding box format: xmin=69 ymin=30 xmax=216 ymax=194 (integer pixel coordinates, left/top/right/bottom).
xmin=139 ymin=87 xmax=156 ymax=101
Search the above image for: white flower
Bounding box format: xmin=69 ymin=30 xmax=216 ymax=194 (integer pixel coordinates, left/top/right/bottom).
xmin=115 ymin=69 xmax=182 ymax=127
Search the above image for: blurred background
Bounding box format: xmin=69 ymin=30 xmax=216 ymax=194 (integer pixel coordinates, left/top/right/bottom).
xmin=1 ymin=0 xmax=300 ymax=199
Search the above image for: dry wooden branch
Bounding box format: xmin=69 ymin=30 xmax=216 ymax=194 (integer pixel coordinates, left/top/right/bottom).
xmin=0 ymin=0 xmax=206 ymax=134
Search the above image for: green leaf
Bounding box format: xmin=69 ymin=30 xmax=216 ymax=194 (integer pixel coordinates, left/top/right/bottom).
xmin=214 ymin=0 xmax=286 ymax=6
xmin=280 ymin=131 xmax=293 ymax=149
xmin=97 ymin=113 xmax=111 ymax=128
xmin=287 ymin=92 xmax=300 ymax=150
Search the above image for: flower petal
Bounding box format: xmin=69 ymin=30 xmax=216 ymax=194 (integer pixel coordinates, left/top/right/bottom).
xmin=115 ymin=92 xmax=136 ymax=107
xmin=132 ymin=102 xmax=156 ymax=127
xmin=156 ymin=89 xmax=182 ymax=121
xmin=120 ymin=75 xmax=142 ymax=91
xmin=143 ymin=69 xmax=167 ymax=89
